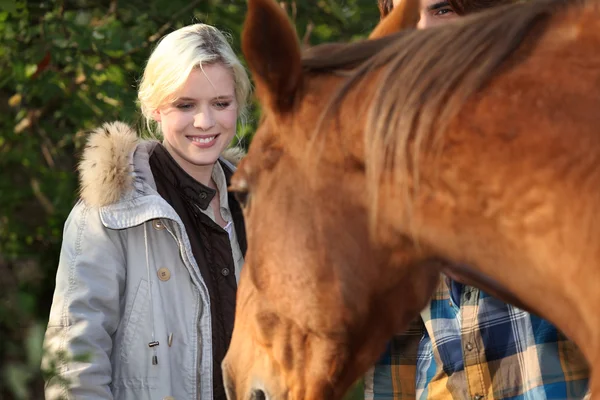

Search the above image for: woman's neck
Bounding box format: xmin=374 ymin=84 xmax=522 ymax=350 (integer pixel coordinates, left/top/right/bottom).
xmin=162 ymin=142 xmax=216 ymax=187
xmin=187 ymin=164 xmax=215 ymax=187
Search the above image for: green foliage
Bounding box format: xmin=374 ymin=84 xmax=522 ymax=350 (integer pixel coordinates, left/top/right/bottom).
xmin=346 ymin=379 xmax=366 ymax=400
xmin=0 ymin=0 xmax=378 ymax=398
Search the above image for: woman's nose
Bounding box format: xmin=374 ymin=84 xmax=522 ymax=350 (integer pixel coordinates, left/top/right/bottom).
xmin=194 ymin=108 xmax=216 ymax=131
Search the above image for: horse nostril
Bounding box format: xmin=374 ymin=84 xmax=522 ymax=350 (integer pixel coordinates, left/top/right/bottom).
xmin=252 ymin=389 xmax=266 ymax=400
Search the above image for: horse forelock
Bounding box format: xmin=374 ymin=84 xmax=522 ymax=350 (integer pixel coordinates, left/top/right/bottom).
xmin=301 ymin=34 xmax=400 ymax=73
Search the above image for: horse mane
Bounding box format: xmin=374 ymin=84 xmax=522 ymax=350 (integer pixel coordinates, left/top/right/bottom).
xmin=302 ymin=0 xmax=577 ymax=231
xmin=301 ymin=34 xmax=402 ymax=74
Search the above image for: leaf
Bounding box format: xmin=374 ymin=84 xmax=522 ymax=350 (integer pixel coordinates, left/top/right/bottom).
xmin=2 ymin=363 xmax=32 ymax=400
xmin=25 ymin=322 xmax=45 ymax=367
xmin=8 ymin=93 xmax=21 ymax=107
xmin=0 ymin=0 xmax=19 ymax=15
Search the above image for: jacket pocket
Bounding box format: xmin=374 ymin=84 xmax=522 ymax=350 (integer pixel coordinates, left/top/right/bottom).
xmin=112 ymin=277 xmax=161 ymax=390
xmin=120 ymin=278 xmax=149 ymax=362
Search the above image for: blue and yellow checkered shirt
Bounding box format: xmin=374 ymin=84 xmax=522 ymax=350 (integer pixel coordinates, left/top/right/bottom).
xmin=365 ymin=277 xmax=589 ymax=399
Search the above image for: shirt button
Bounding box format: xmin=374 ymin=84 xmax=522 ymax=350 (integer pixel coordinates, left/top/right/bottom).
xmin=466 ymin=342 xmax=474 ymax=351
xmin=157 ymin=267 xmax=171 ymax=281
xmin=221 ymin=268 xmax=230 ymax=277
xmin=200 ymin=192 xmax=208 ymax=200
xmin=152 ymin=220 xmax=165 ymax=230
xmin=465 ymin=291 xmax=472 ymax=301
xmin=474 ymin=395 xmax=485 ymax=400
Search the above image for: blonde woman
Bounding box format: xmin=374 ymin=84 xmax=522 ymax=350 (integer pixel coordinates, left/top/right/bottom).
xmin=42 ymin=23 xmax=251 ymax=400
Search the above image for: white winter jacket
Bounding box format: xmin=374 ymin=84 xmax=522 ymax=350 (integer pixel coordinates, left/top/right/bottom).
xmin=43 ymin=122 xmax=242 ymax=399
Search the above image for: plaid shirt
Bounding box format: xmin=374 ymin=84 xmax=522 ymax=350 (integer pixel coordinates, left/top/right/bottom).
xmin=365 ymin=276 xmax=589 ymax=399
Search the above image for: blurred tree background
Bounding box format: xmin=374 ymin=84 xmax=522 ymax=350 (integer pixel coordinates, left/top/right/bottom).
xmin=0 ymin=0 xmax=378 ymax=398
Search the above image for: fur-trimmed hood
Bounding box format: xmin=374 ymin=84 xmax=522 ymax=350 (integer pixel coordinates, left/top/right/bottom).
xmin=78 ymin=121 xmax=245 ymax=208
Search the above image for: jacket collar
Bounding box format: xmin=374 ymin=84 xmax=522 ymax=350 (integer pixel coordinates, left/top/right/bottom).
xmin=77 ymin=121 xmax=243 ymax=230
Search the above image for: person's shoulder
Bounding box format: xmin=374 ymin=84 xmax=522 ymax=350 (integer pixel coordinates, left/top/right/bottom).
xmin=78 ymin=121 xmax=141 ymax=208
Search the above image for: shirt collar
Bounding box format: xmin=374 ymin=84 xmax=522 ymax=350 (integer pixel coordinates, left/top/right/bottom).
xmin=151 ymin=143 xmax=216 ymax=210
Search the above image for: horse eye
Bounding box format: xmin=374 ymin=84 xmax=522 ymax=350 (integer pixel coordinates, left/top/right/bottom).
xmin=234 ymin=189 xmax=249 ymax=208
xmin=230 ymin=179 xmax=250 ymax=208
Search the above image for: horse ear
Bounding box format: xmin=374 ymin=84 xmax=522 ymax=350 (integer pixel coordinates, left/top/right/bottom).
xmin=242 ymin=0 xmax=302 ymax=112
xmin=369 ymin=0 xmax=420 ymax=39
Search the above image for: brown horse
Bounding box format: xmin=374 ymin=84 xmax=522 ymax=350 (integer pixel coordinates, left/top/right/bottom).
xmin=223 ymin=0 xmax=600 ymax=398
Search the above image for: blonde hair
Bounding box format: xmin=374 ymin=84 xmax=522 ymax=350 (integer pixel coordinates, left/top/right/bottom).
xmin=138 ymin=23 xmax=251 ymax=135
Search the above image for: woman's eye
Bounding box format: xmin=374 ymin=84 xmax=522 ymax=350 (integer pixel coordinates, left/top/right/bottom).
xmin=214 ymin=102 xmax=231 ymax=109
xmin=434 ymin=8 xmax=454 ymax=16
xmin=176 ymin=103 xmax=194 ymax=110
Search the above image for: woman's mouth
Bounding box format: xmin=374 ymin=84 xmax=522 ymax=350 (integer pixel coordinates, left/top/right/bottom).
xmin=188 ymin=134 xmax=219 ymax=148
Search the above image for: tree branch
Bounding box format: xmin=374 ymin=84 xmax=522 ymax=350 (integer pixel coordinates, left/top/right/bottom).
xmin=148 ymin=0 xmax=204 ymax=42
xmin=30 ymin=178 xmax=55 ymax=215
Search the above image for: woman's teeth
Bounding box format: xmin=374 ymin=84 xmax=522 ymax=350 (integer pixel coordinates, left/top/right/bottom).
xmin=190 ymin=136 xmax=216 ymax=143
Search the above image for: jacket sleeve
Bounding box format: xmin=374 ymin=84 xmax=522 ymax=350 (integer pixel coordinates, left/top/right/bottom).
xmin=42 ymin=202 xmax=126 ymax=399
xmin=364 ymin=317 xmax=423 ymax=400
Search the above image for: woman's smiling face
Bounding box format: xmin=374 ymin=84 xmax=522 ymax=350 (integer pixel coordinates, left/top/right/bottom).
xmin=154 ymin=63 xmax=238 ymax=174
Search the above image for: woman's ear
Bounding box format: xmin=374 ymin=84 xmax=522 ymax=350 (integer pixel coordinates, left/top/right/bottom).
xmin=152 ymin=109 xmax=162 ymax=122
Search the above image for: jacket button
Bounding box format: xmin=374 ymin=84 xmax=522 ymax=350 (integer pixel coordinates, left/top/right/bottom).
xmin=152 ymin=220 xmax=165 ymax=230
xmin=221 ymin=268 xmax=230 ymax=277
xmin=157 ymin=267 xmax=171 ymax=281
xmin=200 ymin=192 xmax=208 ymax=200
